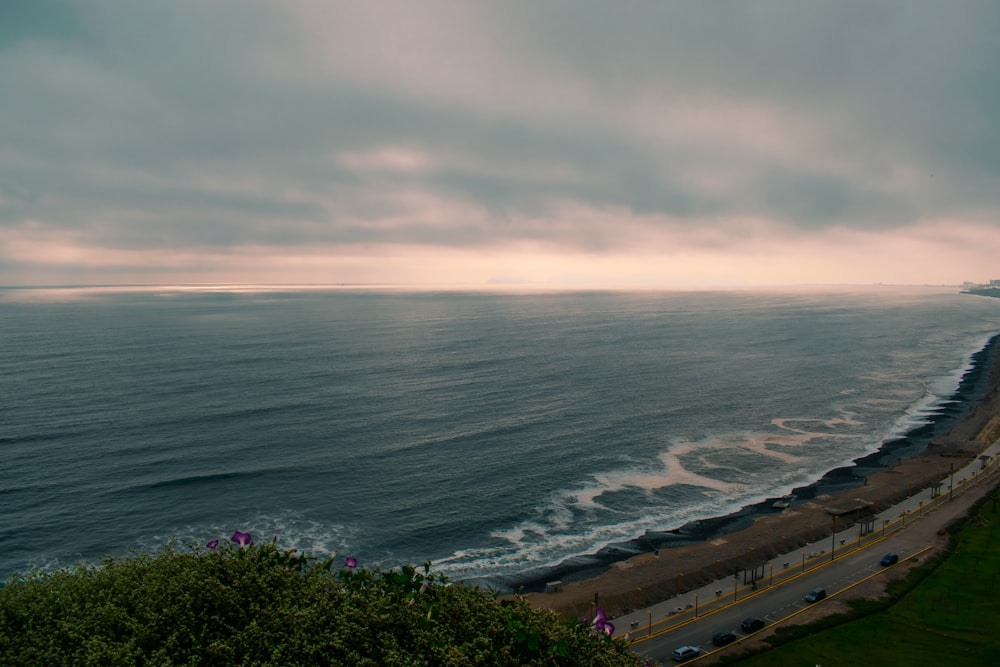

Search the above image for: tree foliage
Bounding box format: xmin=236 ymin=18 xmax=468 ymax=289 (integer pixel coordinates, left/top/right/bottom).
xmin=0 ymin=540 xmax=653 ymax=666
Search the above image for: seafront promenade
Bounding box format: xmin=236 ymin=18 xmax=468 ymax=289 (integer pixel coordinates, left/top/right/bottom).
xmin=611 ymin=437 xmax=1000 ymax=646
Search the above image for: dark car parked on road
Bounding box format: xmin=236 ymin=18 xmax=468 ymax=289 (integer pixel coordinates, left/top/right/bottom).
xmin=881 ymin=552 xmax=899 ymax=566
xmin=805 ymin=587 xmax=826 ymax=603
xmin=712 ymin=630 xmax=738 ymax=646
xmin=741 ymin=617 xmax=766 ymax=632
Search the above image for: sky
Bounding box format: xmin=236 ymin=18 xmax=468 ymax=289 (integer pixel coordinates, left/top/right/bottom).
xmin=2 ymin=1 xmax=999 ymax=289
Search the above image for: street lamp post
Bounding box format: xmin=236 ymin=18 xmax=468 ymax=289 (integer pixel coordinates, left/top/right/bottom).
xmin=831 ymin=514 xmax=837 ymax=561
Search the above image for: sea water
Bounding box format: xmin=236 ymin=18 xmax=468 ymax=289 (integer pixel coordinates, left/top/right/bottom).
xmin=1 ymin=285 xmax=999 ymax=588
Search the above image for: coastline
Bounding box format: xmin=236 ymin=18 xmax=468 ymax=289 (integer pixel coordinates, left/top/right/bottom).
xmin=521 ymin=332 xmax=1000 ymax=620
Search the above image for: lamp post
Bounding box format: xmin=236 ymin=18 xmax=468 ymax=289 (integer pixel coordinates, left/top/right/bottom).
xmin=647 ymin=610 xmax=652 ymax=638
xmin=831 ymin=514 xmax=837 ymax=561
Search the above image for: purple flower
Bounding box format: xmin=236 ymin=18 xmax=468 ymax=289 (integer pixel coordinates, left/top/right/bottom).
xmin=206 ymin=540 xmax=219 ymax=549
xmin=344 ymin=556 xmax=358 ymax=568
xmin=591 ymin=607 xmax=614 ymax=635
xmin=231 ymin=530 xmax=253 ymax=547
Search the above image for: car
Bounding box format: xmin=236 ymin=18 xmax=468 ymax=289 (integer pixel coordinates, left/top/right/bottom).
xmin=741 ymin=616 xmax=766 ymax=632
xmin=672 ymin=645 xmax=701 ymax=662
xmin=712 ymin=630 xmax=738 ymax=646
xmin=880 ymin=552 xmax=899 ymax=566
xmin=805 ymin=587 xmax=827 ymax=603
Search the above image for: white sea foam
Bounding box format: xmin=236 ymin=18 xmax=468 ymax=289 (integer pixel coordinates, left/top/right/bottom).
xmin=437 ymin=330 xmax=996 ymax=584
xmin=133 ymin=512 xmax=362 ymax=564
xmin=435 ymin=419 xmax=869 ymax=580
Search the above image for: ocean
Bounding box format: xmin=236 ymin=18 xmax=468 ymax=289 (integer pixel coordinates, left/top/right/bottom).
xmin=2 ymin=285 xmax=999 ymax=590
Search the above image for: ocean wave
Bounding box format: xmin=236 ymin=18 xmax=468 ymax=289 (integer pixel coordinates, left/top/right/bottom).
xmin=3 ymin=287 xmax=998 ymax=585
xmin=435 ymin=332 xmax=1000 ymax=586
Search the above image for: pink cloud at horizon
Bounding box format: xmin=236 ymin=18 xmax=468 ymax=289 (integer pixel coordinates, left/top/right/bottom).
xmin=4 ymin=216 xmax=996 ymax=288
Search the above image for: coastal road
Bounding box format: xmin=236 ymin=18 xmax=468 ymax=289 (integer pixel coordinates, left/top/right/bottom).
xmin=633 ymin=534 xmax=926 ymax=662
xmin=615 ymin=440 xmax=1000 ymax=663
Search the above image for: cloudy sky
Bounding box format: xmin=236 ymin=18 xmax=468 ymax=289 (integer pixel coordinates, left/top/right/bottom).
xmin=2 ymin=1 xmax=998 ymax=288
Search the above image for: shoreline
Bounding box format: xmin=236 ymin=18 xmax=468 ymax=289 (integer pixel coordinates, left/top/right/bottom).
xmin=519 ymin=332 xmax=1000 ymax=620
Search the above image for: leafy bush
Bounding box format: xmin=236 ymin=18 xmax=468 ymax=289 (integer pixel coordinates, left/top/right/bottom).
xmin=0 ymin=536 xmax=653 ymax=666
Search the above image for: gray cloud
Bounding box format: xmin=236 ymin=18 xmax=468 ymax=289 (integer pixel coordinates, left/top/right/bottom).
xmin=2 ymin=1 xmax=999 ymax=284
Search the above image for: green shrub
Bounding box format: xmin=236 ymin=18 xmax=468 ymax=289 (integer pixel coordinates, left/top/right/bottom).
xmin=0 ymin=537 xmax=653 ymax=666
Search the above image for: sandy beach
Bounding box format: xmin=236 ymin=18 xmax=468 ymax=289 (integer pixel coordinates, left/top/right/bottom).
xmin=524 ymin=335 xmax=1000 ymax=621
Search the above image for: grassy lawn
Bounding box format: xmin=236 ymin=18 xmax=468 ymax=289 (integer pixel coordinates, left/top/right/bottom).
xmin=724 ymin=488 xmax=1000 ymax=666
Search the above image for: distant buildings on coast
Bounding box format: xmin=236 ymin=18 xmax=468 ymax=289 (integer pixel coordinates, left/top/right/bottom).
xmin=961 ymin=280 xmax=1000 ymax=298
